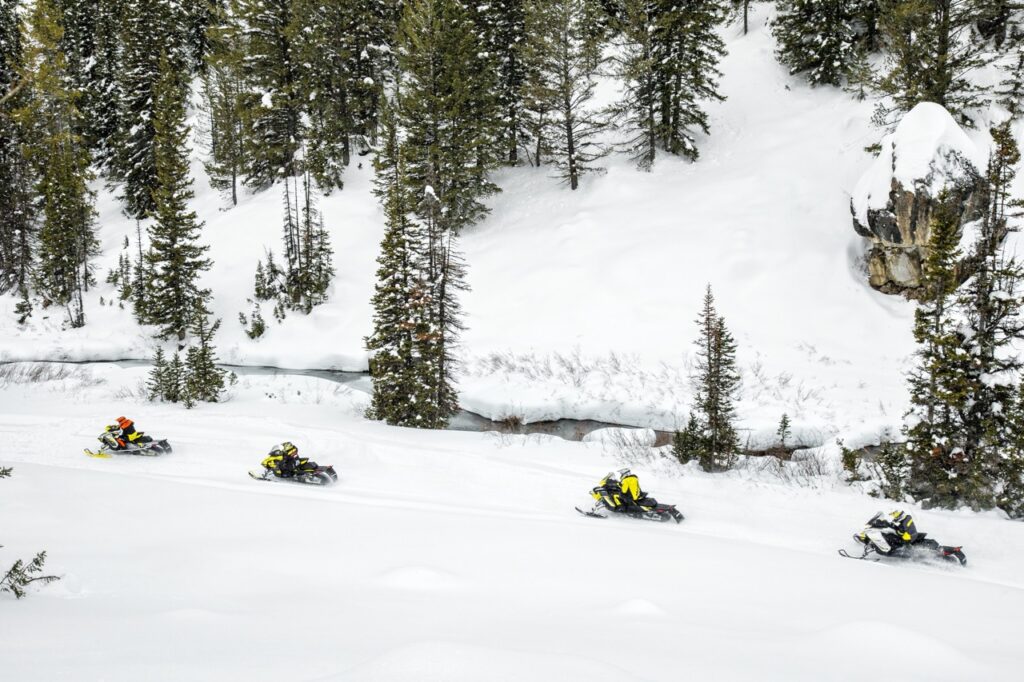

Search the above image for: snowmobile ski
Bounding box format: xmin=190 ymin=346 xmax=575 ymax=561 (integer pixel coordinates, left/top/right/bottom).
xmin=838 ymin=549 xmax=879 ymax=562
xmin=575 ymin=506 xmax=607 ymax=519
xmin=85 ymin=445 xmax=165 ymax=458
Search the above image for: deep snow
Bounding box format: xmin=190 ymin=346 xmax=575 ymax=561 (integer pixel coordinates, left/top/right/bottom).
xmin=2 ymin=364 xmax=1024 ymax=681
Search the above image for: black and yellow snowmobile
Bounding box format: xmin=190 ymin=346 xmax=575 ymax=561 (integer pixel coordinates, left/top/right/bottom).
xmin=576 ymin=470 xmax=684 ymax=523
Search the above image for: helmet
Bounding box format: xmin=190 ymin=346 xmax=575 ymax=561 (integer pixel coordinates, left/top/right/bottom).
xmin=618 ymin=468 xmax=632 ymax=479
xmin=890 ymin=510 xmax=907 ymax=522
xmin=281 ymin=441 xmax=298 ymax=457
xmin=116 ymin=416 xmax=131 ymax=428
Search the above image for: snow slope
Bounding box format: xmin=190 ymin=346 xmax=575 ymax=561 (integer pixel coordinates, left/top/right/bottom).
xmin=2 ymin=364 xmax=1024 ymax=681
xmin=1 ymin=7 xmax=1022 ymax=441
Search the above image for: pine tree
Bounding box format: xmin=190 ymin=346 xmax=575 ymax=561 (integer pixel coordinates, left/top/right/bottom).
xmin=366 ymin=102 xmax=441 ymax=427
xmin=393 ymin=0 xmax=496 ymax=424
xmin=200 ymin=15 xmax=246 ymax=207
xmin=277 ymin=167 xmax=334 ymax=312
xmin=905 ymin=192 xmax=973 ymax=507
xmin=613 ymin=0 xmax=726 ymax=168
xmin=183 ymin=316 xmax=228 ymax=405
xmin=612 ymin=0 xmax=658 ymax=169
xmin=997 ymin=41 xmax=1023 ymax=119
xmin=229 ymin=0 xmax=302 ymax=188
xmin=477 ymin=0 xmax=529 ymax=164
xmin=146 ymin=346 xmax=168 ymax=399
xmin=776 ymin=413 xmax=792 ymax=448
xmin=57 ymin=0 xmax=123 ymax=166
xmin=186 ymin=0 xmax=224 ymax=71
xmin=397 ymin=0 xmax=501 ymax=235
xmin=953 ymin=123 xmax=1024 ymax=509
xmin=523 ymin=0 xmax=608 ymax=188
xmin=872 ymin=0 xmax=996 ymax=126
xmin=773 ymin=0 xmax=860 ymax=87
xmin=0 ymin=0 xmax=35 ymax=299
xmin=165 ymin=350 xmax=185 ymax=402
xmin=110 ymin=0 xmax=185 ymax=218
xmin=671 ymin=412 xmax=703 ymax=465
xmin=689 ymin=284 xmax=741 ymax=472
xmin=145 ymin=54 xmax=212 ymax=341
xmin=15 ymin=0 xmax=98 ymax=328
xmin=290 ymin=0 xmax=396 ymax=190
xmin=1000 ymin=382 xmax=1024 ymax=518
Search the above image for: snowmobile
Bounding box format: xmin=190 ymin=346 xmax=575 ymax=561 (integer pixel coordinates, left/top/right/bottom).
xmin=839 ymin=512 xmax=966 ymax=566
xmin=84 ymin=427 xmax=172 ymax=458
xmin=249 ymin=457 xmax=338 ymax=486
xmin=576 ymin=472 xmax=684 ymax=523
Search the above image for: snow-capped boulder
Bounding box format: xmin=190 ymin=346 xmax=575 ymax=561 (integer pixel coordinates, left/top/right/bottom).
xmin=851 ymin=103 xmax=986 ymax=294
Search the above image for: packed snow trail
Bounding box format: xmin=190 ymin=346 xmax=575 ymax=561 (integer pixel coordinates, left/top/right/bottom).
xmin=2 ymin=367 xmax=1024 ymax=681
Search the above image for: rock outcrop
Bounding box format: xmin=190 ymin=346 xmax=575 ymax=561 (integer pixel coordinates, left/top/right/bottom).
xmin=851 ymin=103 xmax=986 ymax=296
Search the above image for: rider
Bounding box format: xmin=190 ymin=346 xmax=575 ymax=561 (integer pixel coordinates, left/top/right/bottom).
xmin=619 ymin=469 xmax=649 ymax=510
xmin=859 ymin=510 xmax=919 ymax=556
xmin=105 ymin=416 xmax=151 ymax=450
xmin=593 ymin=469 xmax=649 ymax=512
xmin=263 ymin=442 xmax=300 ymax=478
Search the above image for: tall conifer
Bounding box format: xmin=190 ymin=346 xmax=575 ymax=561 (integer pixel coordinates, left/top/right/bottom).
xmin=145 ymin=54 xmax=212 ymax=341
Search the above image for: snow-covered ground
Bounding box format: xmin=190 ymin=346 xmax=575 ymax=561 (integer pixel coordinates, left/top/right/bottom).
xmin=2 ymin=364 xmax=1024 ymax=681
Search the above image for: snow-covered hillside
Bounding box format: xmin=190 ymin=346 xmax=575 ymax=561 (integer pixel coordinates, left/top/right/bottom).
xmin=0 ymin=7 xmax=980 ymax=443
xmin=3 ymin=364 xmax=1024 ymax=681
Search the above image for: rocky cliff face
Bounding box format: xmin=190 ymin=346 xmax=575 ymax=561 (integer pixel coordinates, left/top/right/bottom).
xmin=851 ymin=103 xmax=986 ymax=296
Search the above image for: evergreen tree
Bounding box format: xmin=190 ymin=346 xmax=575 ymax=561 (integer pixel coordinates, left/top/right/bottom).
xmin=183 ymin=316 xmax=228 ymax=405
xmin=1000 ymin=382 xmax=1024 ymax=517
xmin=110 ymin=0 xmax=185 ymax=218
xmin=57 ymin=0 xmax=122 ymax=166
xmin=201 ymin=4 xmax=246 ymax=206
xmin=523 ymin=0 xmax=608 ymax=188
xmin=16 ymin=0 xmax=98 ymax=328
xmin=773 ymin=0 xmax=860 ymax=87
xmin=953 ymin=123 xmax=1024 ymax=509
xmin=997 ymin=41 xmax=1024 ymax=118
xmin=145 ymin=54 xmax=212 ymax=341
xmin=186 ymin=0 xmax=224 ymax=71
xmin=366 ymin=103 xmax=442 ymax=427
xmin=165 ymin=350 xmax=185 ymax=402
xmin=147 ymin=346 xmax=166 ymax=393
xmin=905 ymin=192 xmax=973 ymax=507
xmin=671 ymin=412 xmax=703 ymax=465
xmin=0 ymin=0 xmax=34 ymax=299
xmin=393 ymin=0 xmax=496 ymax=424
xmin=477 ymin=0 xmax=529 ymax=164
xmin=397 ymin=0 xmax=501 ymax=235
xmin=776 ymin=413 xmax=792 ymax=448
xmin=290 ymin=0 xmax=396 ymax=190
xmin=613 ymin=0 xmax=727 ymax=168
xmin=229 ymin=0 xmax=302 ymax=188
xmin=872 ymin=0 xmax=996 ymax=126
xmin=689 ymin=284 xmax=740 ymax=472
xmin=278 ymin=166 xmax=334 ymax=313
xmin=612 ymin=0 xmax=658 ymax=169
